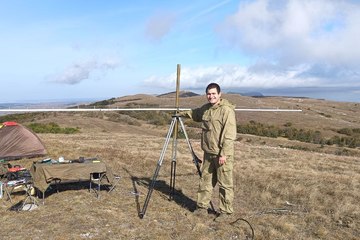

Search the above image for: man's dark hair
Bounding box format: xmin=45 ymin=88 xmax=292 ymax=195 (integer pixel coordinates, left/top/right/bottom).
xmin=206 ymin=83 xmax=221 ymax=93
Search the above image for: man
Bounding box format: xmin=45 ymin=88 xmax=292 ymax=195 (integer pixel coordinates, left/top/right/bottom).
xmin=181 ymin=83 xmax=237 ymax=220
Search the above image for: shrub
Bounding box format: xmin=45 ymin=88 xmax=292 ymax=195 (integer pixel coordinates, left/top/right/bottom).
xmin=319 ymin=112 xmax=332 ymax=118
xmin=119 ymin=103 xmax=171 ymax=126
xmin=335 ymin=148 xmax=350 ymax=156
xmin=238 ymin=121 xmax=329 ymax=145
xmin=126 ymin=111 xmax=171 ymax=126
xmin=27 ymin=122 xmax=80 ymax=134
xmin=337 ymin=128 xmax=353 ymax=136
xmin=353 ymin=128 xmax=360 ymax=134
xmin=88 ymin=98 xmax=116 ymax=107
xmin=284 ymin=122 xmax=292 ymax=127
xmin=0 ymin=112 xmax=50 ymax=123
xmin=237 ymin=121 xmax=281 ymax=138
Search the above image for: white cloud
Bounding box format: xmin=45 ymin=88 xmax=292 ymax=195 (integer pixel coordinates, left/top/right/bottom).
xmin=50 ymin=58 xmax=119 ymax=85
xmin=145 ymin=11 xmax=177 ymax=42
xmin=218 ymin=0 xmax=360 ymax=66
xmin=144 ymin=64 xmax=321 ymax=90
xmin=143 ymin=1 xmax=360 ymax=95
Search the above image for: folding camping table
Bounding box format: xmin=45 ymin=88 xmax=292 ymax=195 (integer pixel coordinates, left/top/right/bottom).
xmin=30 ymin=160 xmax=120 ymax=203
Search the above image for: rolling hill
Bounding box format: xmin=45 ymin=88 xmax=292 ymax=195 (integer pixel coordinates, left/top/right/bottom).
xmin=0 ymin=92 xmax=359 ymax=239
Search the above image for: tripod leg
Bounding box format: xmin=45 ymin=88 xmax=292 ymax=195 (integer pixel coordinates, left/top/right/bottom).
xmin=178 ymin=117 xmax=217 ymax=214
xmin=139 ymin=117 xmax=176 ymax=219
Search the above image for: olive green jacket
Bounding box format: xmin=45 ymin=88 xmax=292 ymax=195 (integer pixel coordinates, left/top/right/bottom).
xmin=182 ymin=98 xmax=237 ymax=157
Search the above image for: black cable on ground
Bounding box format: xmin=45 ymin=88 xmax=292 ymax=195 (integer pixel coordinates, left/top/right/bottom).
xmin=230 ymin=217 xmax=255 ymax=240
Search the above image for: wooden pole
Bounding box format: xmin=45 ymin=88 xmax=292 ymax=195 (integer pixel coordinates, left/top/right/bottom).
xmin=173 ymin=64 xmax=181 ymax=136
xmin=175 ymin=64 xmax=181 ymax=113
xmin=169 ymin=64 xmax=181 ymax=199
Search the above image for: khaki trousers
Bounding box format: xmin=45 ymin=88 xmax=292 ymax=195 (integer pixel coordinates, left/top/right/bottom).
xmin=197 ymin=153 xmax=234 ymax=214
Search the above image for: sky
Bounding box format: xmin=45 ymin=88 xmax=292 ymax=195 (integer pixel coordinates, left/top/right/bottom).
xmin=1 ymin=0 xmax=360 ymax=103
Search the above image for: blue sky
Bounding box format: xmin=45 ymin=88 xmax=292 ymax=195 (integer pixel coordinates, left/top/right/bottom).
xmin=1 ymin=0 xmax=360 ymax=103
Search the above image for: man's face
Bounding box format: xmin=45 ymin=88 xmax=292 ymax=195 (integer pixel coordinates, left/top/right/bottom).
xmin=206 ymin=87 xmax=221 ymax=105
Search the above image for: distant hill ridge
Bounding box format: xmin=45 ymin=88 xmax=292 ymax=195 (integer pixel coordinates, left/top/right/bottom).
xmin=227 ymin=91 xmax=264 ymax=97
xmin=157 ymin=91 xmax=200 ymax=98
xmin=159 ymin=90 xmax=265 ymax=98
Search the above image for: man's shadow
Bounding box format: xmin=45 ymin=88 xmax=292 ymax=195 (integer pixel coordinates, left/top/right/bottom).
xmin=123 ymin=167 xmax=197 ymax=217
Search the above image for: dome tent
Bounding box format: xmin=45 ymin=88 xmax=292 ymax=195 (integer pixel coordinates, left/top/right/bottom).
xmin=0 ymin=122 xmax=47 ymax=160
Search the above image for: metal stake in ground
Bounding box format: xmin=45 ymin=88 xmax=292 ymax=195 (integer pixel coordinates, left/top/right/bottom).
xmin=139 ymin=115 xmax=216 ymax=218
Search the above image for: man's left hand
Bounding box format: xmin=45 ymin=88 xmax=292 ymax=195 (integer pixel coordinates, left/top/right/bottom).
xmin=219 ymin=156 xmax=226 ymax=165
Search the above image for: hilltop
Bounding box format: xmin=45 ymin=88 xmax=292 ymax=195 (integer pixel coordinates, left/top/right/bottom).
xmin=87 ymin=92 xmax=360 ymax=147
xmin=2 ymin=92 xmax=360 ymax=156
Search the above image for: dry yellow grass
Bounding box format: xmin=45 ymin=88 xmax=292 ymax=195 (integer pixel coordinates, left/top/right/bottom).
xmin=1 ymin=113 xmax=359 ymax=240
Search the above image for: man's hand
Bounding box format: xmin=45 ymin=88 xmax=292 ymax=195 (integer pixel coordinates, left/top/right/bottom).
xmin=219 ymin=155 xmax=226 ymax=165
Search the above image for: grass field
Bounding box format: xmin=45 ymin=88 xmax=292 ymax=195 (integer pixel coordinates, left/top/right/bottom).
xmin=1 ymin=94 xmax=359 ymax=239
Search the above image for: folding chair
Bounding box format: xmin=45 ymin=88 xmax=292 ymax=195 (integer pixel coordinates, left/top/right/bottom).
xmin=19 ymin=182 xmax=38 ymax=211
xmin=108 ymin=175 xmax=121 ymax=193
xmin=89 ymin=172 xmax=106 ymax=198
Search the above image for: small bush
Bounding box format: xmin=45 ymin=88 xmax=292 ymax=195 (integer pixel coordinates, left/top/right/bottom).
xmin=0 ymin=112 xmax=50 ymax=123
xmin=125 ymin=110 xmax=171 ymax=126
xmin=337 ymin=128 xmax=353 ymax=136
xmin=88 ymin=98 xmax=116 ymax=107
xmin=335 ymin=148 xmax=350 ymax=156
xmin=27 ymin=122 xmax=80 ymax=134
xmin=284 ymin=122 xmax=292 ymax=127
xmin=117 ymin=102 xmax=172 ymax=126
xmin=319 ymin=112 xmax=332 ymax=118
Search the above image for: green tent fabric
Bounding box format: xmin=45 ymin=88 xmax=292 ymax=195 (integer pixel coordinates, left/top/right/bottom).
xmin=0 ymin=122 xmax=46 ymax=160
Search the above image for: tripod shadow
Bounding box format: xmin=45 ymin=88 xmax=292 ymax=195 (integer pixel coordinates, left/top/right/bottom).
xmin=122 ymin=167 xmax=142 ymax=214
xmin=123 ymin=167 xmax=197 ymax=215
